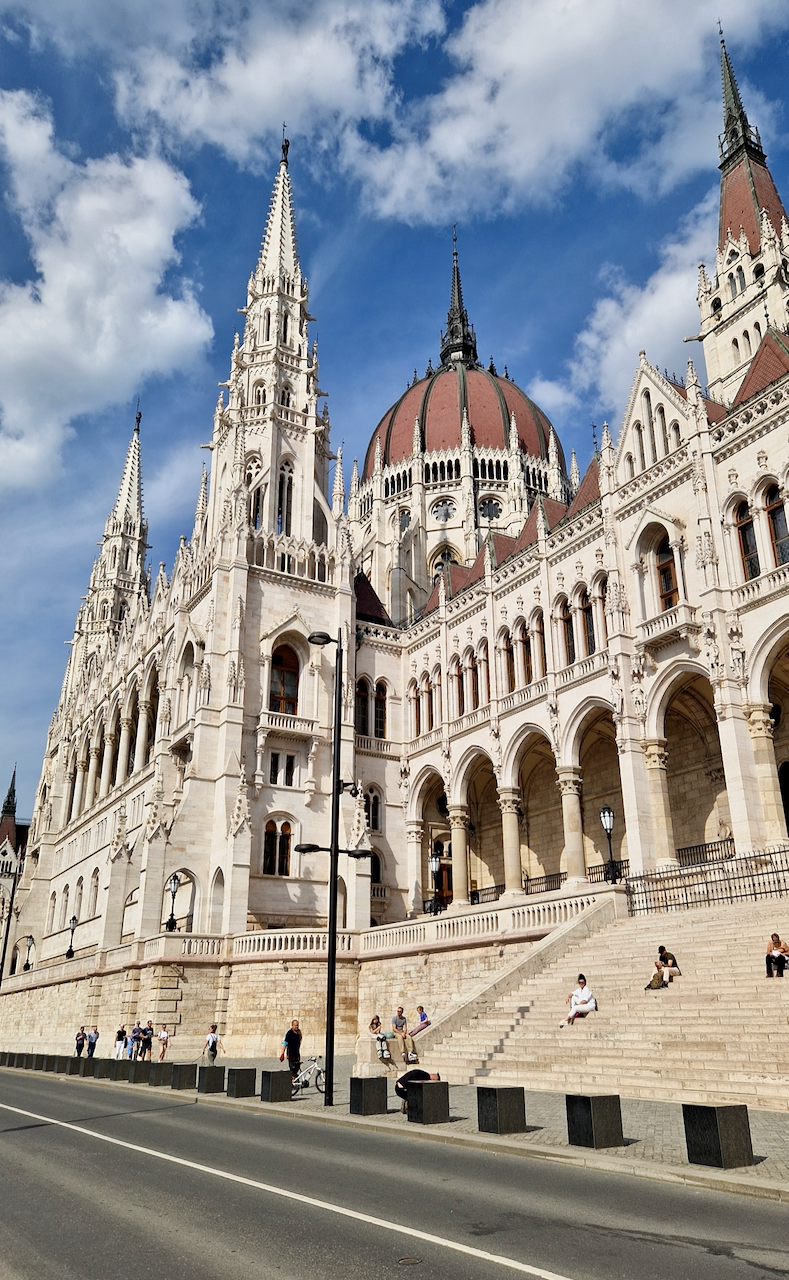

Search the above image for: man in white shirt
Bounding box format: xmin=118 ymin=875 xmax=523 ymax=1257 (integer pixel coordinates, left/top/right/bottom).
xmin=559 ymin=974 xmax=597 ymax=1028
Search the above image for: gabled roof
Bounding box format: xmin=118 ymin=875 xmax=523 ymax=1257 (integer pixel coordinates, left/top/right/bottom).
xmin=354 ymin=573 xmax=393 ymax=626
xmin=732 ymin=329 xmax=789 ymax=407
xmin=563 ymin=459 xmax=600 ymax=521
xmin=669 ymin=383 xmax=727 ymax=424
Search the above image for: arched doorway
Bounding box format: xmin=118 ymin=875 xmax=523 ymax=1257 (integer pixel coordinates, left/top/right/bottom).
xmin=463 ymin=755 xmax=504 ymax=897
xmin=663 ymin=674 xmax=730 ymax=856
xmin=518 ymin=733 xmax=564 ymax=886
xmin=577 ymin=709 xmax=627 ymax=874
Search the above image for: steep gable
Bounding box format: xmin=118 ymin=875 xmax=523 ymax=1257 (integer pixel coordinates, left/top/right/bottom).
xmin=732 ymin=329 xmax=789 ymax=407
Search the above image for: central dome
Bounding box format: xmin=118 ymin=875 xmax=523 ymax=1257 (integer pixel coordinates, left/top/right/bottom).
xmin=362 ymin=362 xmax=561 ymax=480
xmin=362 ymin=240 xmax=564 ymax=481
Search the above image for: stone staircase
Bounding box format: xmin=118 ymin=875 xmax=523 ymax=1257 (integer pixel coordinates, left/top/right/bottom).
xmin=418 ymin=900 xmax=789 ymax=1110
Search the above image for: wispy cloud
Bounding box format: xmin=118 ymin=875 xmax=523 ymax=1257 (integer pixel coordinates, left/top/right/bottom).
xmin=0 ymin=89 xmax=213 ymax=487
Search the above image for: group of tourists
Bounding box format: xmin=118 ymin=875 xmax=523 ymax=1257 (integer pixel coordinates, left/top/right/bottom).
xmin=369 ymin=1005 xmax=430 ymax=1064
xmin=74 ymin=1022 xmax=170 ymax=1060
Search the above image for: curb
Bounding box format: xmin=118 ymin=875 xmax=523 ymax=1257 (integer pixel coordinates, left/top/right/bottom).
xmin=4 ymin=1067 xmax=787 ymax=1203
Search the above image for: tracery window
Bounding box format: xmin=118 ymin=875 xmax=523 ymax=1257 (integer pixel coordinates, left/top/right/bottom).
xmin=263 ymin=819 xmax=291 ymax=876
xmin=355 ymin=679 xmax=369 ymax=736
xmin=657 ymin=537 xmax=679 ymax=610
xmin=374 ymin=683 xmax=387 ymax=739
xmin=269 ymin=645 xmax=299 ymax=716
xmin=580 ymin=590 xmax=595 ymax=656
xmin=560 ymin=599 xmax=575 ymax=666
xmin=736 ymin=502 xmax=760 ymax=580
xmin=767 ymin=486 xmax=789 ymax=566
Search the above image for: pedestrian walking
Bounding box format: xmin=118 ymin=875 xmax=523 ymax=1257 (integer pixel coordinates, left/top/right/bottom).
xmin=75 ymin=1026 xmax=87 ymax=1057
xmin=140 ymin=1020 xmax=154 ymax=1061
xmin=279 ymin=1019 xmax=302 ymax=1079
xmin=87 ymin=1026 xmax=100 ymax=1058
xmin=157 ymin=1024 xmax=170 ymax=1061
xmin=127 ymin=1021 xmax=143 ymax=1059
xmin=202 ymin=1024 xmax=225 ymax=1064
xmin=113 ymin=1025 xmax=126 ymax=1060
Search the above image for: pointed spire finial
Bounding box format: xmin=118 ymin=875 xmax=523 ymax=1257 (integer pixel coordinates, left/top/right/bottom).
xmin=719 ymin=31 xmax=764 ymax=167
xmin=570 ymin=449 xmax=580 ymax=490
xmin=332 ymin=445 xmax=345 ymax=516
xmin=2 ymin=766 xmax=16 ymax=818
xmin=135 ymin=398 xmax=141 ymax=434
xmin=114 ymin=413 xmax=144 ymax=524
xmin=440 ymin=226 xmax=478 ymax=368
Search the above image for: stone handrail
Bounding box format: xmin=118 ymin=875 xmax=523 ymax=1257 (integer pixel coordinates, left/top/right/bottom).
xmin=412 ymin=889 xmax=625 ymax=1053
xmin=233 ymin=929 xmax=358 ymax=958
xmin=143 ymin=933 xmax=226 ymax=961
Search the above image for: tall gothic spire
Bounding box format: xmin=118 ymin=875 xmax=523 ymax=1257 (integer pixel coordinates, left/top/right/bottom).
xmin=2 ymin=767 xmax=16 ymax=818
xmin=719 ymin=32 xmax=764 ymax=169
xmin=439 ymin=228 xmax=478 ymax=367
xmin=258 ymin=137 xmax=299 ymax=279
xmin=114 ymin=407 xmax=144 ymax=525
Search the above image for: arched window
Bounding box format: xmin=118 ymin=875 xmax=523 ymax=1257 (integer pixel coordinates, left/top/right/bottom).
xmin=728 ymin=273 xmax=737 ymax=300
xmin=766 ymin=486 xmax=789 ymax=565
xmin=736 ymin=265 xmax=746 ymax=293
xmin=270 ymin=645 xmax=299 ymax=715
xmin=453 ymin=661 xmax=465 ymax=718
xmin=369 ymin=852 xmax=382 ymax=884
xmin=732 ymin=338 xmax=740 ymax=364
xmin=469 ymin=653 xmax=479 ymax=710
xmin=754 ymin=321 xmax=762 ymax=340
xmin=355 ymin=679 xmax=370 ymax=736
xmin=374 ymin=683 xmax=386 ymax=739
xmin=278 ymin=822 xmax=291 ymax=876
xmin=657 ymin=537 xmax=679 ymax=610
xmin=59 ymin=884 xmax=70 ymax=931
xmin=277 ymin=463 xmax=293 ymax=535
xmin=262 ymin=821 xmax=291 ymax=876
xmin=580 ymin=590 xmax=595 ymax=656
xmin=282 ymin=313 xmax=289 ymax=344
xmin=656 ymin=405 xmax=668 ymax=455
xmin=264 ymin=310 xmax=271 ymax=342
xmin=743 ymin=330 xmax=752 ymax=357
xmin=254 ymin=384 xmax=266 ymax=406
xmin=210 ymin=870 xmax=224 ymax=933
xmin=625 ymin=453 xmax=634 ymax=479
xmin=74 ymin=877 xmax=84 ymax=921
xmin=535 ymin=611 xmax=546 ymax=677
xmin=46 ymin=891 xmax=56 ymax=934
xmin=560 ymin=599 xmax=575 ymax=665
xmin=365 ymin=790 xmax=381 ymax=831
xmin=503 ymin=632 xmax=516 ymax=693
xmin=670 ymin=421 xmax=682 ymax=451
xmin=88 ymin=868 xmax=100 ymax=917
xmin=736 ymin=501 xmax=760 ymax=580
xmin=634 ymin=424 xmax=645 ymax=471
xmin=522 ymin=630 xmax=533 ymax=685
xmin=412 ymin=684 xmax=421 ymax=737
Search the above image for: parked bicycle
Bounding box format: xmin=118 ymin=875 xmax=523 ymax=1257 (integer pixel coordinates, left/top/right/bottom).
xmin=291 ymin=1054 xmax=325 ymax=1096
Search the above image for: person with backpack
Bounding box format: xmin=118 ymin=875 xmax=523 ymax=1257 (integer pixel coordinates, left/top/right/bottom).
xmin=202 ymin=1024 xmax=225 ymax=1064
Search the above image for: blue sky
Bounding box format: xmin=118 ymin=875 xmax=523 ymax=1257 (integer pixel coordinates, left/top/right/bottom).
xmin=1 ymin=0 xmax=789 ymax=814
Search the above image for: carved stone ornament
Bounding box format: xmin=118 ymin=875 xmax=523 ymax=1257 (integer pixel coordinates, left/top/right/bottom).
xmin=547 ymin=695 xmax=560 ymax=757
xmin=229 ymin=760 xmax=251 ymax=836
xmin=398 ymin=754 xmax=411 ymax=815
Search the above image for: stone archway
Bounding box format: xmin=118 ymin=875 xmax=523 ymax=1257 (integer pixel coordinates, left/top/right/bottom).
xmin=663 ymin=674 xmax=730 ymax=856
xmin=518 ymin=733 xmax=564 ymax=885
xmin=577 ymin=709 xmax=627 ymax=873
xmin=464 ymin=755 xmax=504 ymax=897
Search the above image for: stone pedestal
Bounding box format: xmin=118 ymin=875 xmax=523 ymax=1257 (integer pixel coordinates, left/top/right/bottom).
xmin=44 ymin=1055 xmax=59 ymax=1072
xmin=407 ymin=1080 xmax=449 ymax=1125
xmin=148 ymin=1063 xmax=174 ymax=1088
xmin=54 ymin=1056 xmax=69 ymax=1073
xmin=170 ymin=1063 xmax=197 ymax=1091
xmin=78 ymin=1057 xmax=95 ymax=1077
xmin=12 ymin=1053 xmax=25 ymax=1068
xmin=350 ymin=1076 xmax=388 ymax=1115
xmin=566 ymin=1094 xmax=624 ymax=1148
xmin=477 ymin=1086 xmax=527 ymax=1134
xmin=0 ymin=1051 xmax=8 ymax=1066
xmin=260 ymin=1070 xmax=292 ymax=1102
xmin=682 ymin=1104 xmax=754 ymax=1169
xmin=128 ymin=1061 xmax=151 ymax=1084
xmin=94 ymin=1059 xmax=113 ymax=1079
xmin=353 ymin=1033 xmax=397 ymax=1079
xmin=227 ymin=1068 xmax=257 ymax=1099
xmin=65 ymin=1058 xmax=81 ymax=1075
xmin=198 ymin=1065 xmax=226 ymax=1094
xmin=32 ymin=1054 xmax=46 ymax=1071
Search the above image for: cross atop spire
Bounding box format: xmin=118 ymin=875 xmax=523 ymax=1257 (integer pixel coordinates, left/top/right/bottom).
xmin=439 ymin=229 xmax=478 ymax=367
xmin=718 ymin=31 xmax=764 ymax=168
xmin=114 ymin=411 xmax=144 ymax=524
xmin=258 ymin=139 xmax=299 ymax=279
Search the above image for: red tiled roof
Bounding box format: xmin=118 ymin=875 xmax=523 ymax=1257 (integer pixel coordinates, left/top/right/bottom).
xmin=563 ymin=459 xmax=600 ymax=521
xmin=354 ymin=573 xmax=393 ymax=626
xmin=718 ymin=154 xmax=788 ymax=255
xmin=732 ymin=329 xmax=789 ymax=407
xmin=672 ymin=384 xmax=727 ymax=423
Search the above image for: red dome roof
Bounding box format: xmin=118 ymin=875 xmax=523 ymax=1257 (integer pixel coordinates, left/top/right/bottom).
xmin=362 ymin=364 xmax=562 ymax=480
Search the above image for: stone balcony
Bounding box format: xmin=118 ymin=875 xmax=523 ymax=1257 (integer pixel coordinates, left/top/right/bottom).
xmin=637 ymin=602 xmax=700 ymax=653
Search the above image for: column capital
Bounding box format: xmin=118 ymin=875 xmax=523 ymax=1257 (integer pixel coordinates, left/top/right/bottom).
xmin=745 ymin=703 xmax=775 ymax=739
xmin=120 ymin=716 xmax=134 ymax=732
xmin=448 ymin=805 xmax=468 ymax=828
xmin=497 ymin=787 xmax=521 ymax=815
xmin=555 ymin=766 xmax=582 ymax=797
xmin=643 ymin=737 xmax=669 ymax=770
xmin=104 ymin=732 xmax=118 ymax=747
xmin=89 ymin=745 xmax=102 ymax=760
xmin=76 ymin=757 xmax=89 ymax=772
xmin=405 ymin=820 xmax=424 ymax=840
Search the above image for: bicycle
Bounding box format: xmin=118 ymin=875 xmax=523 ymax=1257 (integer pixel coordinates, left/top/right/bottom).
xmin=291 ymin=1054 xmax=325 ymax=1096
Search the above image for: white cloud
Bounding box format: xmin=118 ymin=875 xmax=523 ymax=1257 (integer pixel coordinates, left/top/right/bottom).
xmin=0 ymin=89 xmax=213 ymax=487
xmin=5 ymin=0 xmax=787 ymax=220
xmin=531 ymin=191 xmax=718 ymax=425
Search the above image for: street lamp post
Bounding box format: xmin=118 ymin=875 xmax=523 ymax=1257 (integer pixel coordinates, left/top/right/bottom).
xmin=599 ymin=805 xmax=617 ymax=884
xmin=22 ymin=934 xmax=34 ymax=971
xmin=165 ymin=873 xmax=181 ymax=932
xmin=65 ymin=916 xmax=78 ymax=960
xmin=428 ymin=846 xmax=442 ymax=916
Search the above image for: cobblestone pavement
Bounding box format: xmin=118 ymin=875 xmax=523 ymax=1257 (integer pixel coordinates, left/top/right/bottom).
xmin=218 ymin=1054 xmax=789 ymax=1186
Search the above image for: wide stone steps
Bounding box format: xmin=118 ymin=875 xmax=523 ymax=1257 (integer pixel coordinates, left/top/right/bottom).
xmin=424 ymin=899 xmax=789 ymax=1108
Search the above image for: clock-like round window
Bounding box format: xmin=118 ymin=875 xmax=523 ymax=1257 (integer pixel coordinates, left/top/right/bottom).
xmin=432 ymin=499 xmax=456 ymax=523
xmin=479 ymin=498 xmax=502 ymax=520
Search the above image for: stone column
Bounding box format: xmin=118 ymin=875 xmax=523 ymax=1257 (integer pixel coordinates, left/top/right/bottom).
xmin=717 ymin=704 xmax=766 ymax=851
xmin=746 ymin=704 xmax=787 ymax=843
xmin=498 ymin=788 xmax=523 ymax=898
xmin=115 ymin=717 xmax=133 ymax=788
xmin=448 ymin=805 xmax=470 ymax=906
xmin=556 ymin=767 xmax=587 ymax=882
xmin=530 ymin=621 xmax=545 ymax=680
xmin=405 ymin=820 xmax=424 ymax=917
xmin=61 ymin=769 xmax=75 ymax=829
xmin=99 ymin=733 xmax=117 ymax=800
xmin=513 ymin=632 xmax=527 ymax=689
xmin=643 ymin=738 xmax=678 ymax=867
xmin=133 ymin=701 xmax=150 ymax=774
xmin=71 ymin=759 xmax=87 ymax=821
xmin=84 ymin=746 xmax=101 ymax=811
xmin=670 ymin=537 xmax=688 ymax=602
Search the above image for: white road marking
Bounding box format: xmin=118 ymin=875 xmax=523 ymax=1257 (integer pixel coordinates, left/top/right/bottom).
xmin=0 ymin=1099 xmax=576 ymax=1279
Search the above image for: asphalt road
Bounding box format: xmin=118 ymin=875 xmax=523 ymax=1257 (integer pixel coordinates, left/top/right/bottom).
xmin=0 ymin=1071 xmax=787 ymax=1280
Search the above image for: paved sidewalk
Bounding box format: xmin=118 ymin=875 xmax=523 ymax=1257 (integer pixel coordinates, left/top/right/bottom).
xmin=211 ymin=1054 xmax=789 ymax=1196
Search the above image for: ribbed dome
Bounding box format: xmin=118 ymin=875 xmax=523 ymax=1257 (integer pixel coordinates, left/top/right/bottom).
xmin=362 ymin=363 xmax=562 ymax=481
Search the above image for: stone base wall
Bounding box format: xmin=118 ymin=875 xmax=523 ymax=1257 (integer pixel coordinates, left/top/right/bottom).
xmin=0 ymin=933 xmax=537 ymax=1060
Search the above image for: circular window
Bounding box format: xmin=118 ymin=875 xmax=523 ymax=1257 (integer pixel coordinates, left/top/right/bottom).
xmin=432 ymin=499 xmax=456 ymax=523
xmin=479 ymin=498 xmax=502 ymax=520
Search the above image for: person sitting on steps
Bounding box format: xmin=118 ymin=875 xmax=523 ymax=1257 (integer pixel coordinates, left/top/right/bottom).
xmin=369 ymin=1014 xmax=393 ymax=1064
xmin=645 ymin=945 xmax=681 ymax=990
xmin=559 ymin=974 xmax=597 ymax=1028
xmin=391 ymin=1006 xmax=418 ymax=1063
xmin=766 ymin=932 xmax=789 ymax=977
